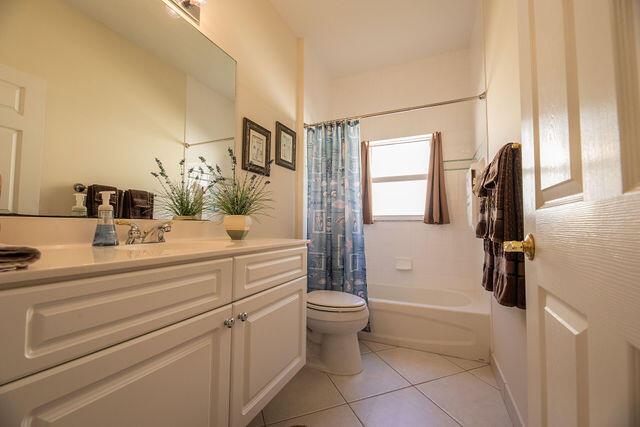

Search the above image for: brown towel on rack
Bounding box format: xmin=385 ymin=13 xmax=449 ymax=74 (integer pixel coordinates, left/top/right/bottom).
xmin=86 ymin=185 xmax=124 ymax=218
xmin=0 ymin=245 xmax=41 ymax=272
xmin=475 ymin=143 xmax=525 ymax=309
xmin=122 ymin=189 xmax=154 ymax=219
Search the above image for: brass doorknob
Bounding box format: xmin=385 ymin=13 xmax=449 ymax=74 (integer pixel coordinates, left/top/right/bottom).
xmin=503 ymin=233 xmax=535 ymax=260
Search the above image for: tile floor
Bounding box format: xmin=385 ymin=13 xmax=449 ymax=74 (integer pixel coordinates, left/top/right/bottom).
xmin=249 ymin=339 xmax=512 ymax=427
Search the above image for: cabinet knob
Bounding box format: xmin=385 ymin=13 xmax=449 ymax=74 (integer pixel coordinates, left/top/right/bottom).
xmin=223 ymin=317 xmax=235 ymax=328
xmin=238 ymin=312 xmax=248 ymax=322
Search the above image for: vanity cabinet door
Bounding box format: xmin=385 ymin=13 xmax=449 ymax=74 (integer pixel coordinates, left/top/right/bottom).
xmin=0 ymin=258 xmax=232 ymax=385
xmin=0 ymin=305 xmax=233 ymax=427
xmin=229 ymin=277 xmax=306 ymax=427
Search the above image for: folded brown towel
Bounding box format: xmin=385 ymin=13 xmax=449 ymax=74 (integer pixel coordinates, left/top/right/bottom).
xmin=474 ymin=143 xmax=525 ymax=309
xmin=0 ymin=246 xmax=41 ymax=272
xmin=87 ymin=185 xmax=124 ymax=218
xmin=122 ymin=189 xmax=154 ymax=219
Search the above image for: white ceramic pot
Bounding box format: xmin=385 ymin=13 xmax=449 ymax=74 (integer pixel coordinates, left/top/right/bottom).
xmin=223 ymin=215 xmax=252 ymax=240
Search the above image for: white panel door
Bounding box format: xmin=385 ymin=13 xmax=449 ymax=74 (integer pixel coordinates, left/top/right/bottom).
xmin=0 ymin=305 xmax=233 ymax=427
xmin=230 ymin=277 xmax=306 ymax=427
xmin=517 ymin=0 xmax=640 ymax=425
xmin=0 ymin=64 xmax=45 ymax=214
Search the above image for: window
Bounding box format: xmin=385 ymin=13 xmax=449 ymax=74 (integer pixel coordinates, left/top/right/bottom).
xmin=369 ymin=134 xmax=431 ymax=219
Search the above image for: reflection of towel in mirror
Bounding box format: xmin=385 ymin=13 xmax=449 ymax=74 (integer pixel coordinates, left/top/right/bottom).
xmin=0 ymin=246 xmax=41 ymax=272
xmin=87 ymin=185 xmax=124 ymax=218
xmin=122 ymin=190 xmax=154 ymax=219
xmin=474 ymin=143 xmax=525 ymax=309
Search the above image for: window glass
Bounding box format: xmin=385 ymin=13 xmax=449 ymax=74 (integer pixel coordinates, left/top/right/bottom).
xmin=368 ymin=135 xmax=431 ymax=217
xmin=371 ymin=180 xmax=428 ymax=216
xmin=370 ymin=139 xmax=429 ymax=178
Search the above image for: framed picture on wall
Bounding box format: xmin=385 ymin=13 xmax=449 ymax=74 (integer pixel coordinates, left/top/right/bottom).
xmin=275 ymin=121 xmax=296 ymax=171
xmin=242 ymin=117 xmax=271 ymax=176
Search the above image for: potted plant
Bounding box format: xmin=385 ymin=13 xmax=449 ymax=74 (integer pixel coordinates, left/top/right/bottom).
xmin=210 ymin=148 xmax=273 ymax=240
xmin=151 ymin=157 xmax=216 ymax=220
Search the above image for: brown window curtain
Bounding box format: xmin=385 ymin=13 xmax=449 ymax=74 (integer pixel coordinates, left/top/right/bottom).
xmin=424 ymin=132 xmax=450 ymax=224
xmin=361 ymin=140 xmax=374 ymax=224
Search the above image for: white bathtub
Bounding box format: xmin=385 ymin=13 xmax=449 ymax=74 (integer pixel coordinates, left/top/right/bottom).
xmin=359 ymin=284 xmax=491 ymax=361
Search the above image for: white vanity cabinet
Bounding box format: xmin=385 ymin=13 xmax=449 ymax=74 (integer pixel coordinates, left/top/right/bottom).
xmin=0 ymin=306 xmax=234 ymax=427
xmin=0 ymin=242 xmax=308 ymax=427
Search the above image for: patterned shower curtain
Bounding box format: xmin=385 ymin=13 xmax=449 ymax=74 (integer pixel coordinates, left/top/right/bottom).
xmin=306 ymin=120 xmax=368 ymax=302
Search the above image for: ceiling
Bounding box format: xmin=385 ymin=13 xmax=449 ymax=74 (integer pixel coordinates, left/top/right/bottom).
xmin=269 ymin=0 xmax=479 ymax=77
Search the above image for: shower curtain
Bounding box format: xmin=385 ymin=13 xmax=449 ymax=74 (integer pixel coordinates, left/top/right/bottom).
xmin=306 ymin=120 xmax=368 ymax=302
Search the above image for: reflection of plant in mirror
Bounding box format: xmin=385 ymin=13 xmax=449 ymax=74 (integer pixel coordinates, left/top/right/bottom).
xmin=151 ymin=157 xmax=218 ymax=218
xmin=210 ymin=148 xmax=273 ymax=217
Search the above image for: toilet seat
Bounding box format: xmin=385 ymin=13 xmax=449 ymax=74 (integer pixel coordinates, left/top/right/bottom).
xmin=307 ymin=290 xmax=367 ymax=313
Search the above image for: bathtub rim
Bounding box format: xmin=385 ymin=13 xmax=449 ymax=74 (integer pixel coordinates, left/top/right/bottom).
xmin=366 ymin=284 xmax=490 ymax=315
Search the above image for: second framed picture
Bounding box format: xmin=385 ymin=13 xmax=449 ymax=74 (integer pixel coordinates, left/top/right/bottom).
xmin=275 ymin=121 xmax=296 ymax=171
xmin=242 ymin=117 xmax=271 ymax=176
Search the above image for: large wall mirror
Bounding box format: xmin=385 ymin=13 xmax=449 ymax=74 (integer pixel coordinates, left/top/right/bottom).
xmin=0 ymin=0 xmax=236 ymax=218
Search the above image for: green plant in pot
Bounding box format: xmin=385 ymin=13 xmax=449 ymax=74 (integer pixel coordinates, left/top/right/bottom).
xmin=151 ymin=157 xmax=216 ymax=220
xmin=210 ymin=148 xmax=273 ymax=240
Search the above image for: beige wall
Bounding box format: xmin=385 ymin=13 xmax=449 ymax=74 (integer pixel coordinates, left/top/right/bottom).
xmin=303 ymin=45 xmax=332 ymax=124
xmin=198 ymin=0 xmax=299 ymax=238
xmin=0 ymin=0 xmax=186 ymax=216
xmin=483 ymin=0 xmax=527 ymax=424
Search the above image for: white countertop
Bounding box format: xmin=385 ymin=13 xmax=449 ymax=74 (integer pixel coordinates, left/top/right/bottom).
xmin=0 ymin=238 xmax=308 ymax=289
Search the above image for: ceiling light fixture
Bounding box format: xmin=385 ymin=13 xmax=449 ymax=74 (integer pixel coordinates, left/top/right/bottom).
xmin=165 ymin=0 xmax=204 ymax=23
xmin=184 ymin=0 xmax=207 ymax=6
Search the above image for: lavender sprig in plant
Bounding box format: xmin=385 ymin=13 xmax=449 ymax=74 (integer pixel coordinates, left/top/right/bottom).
xmin=208 ymin=148 xmax=273 ymax=217
xmin=151 ymin=157 xmax=218 ymax=217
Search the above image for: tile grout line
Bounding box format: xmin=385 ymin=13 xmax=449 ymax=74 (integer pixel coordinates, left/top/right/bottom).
xmin=370 ymin=343 xmax=497 ymax=388
xmin=263 ymin=371 xmax=348 ymax=427
xmin=367 ymin=346 xmax=462 ymax=426
xmin=371 ymin=343 xmax=507 ymax=426
xmin=266 ymin=343 xmax=497 ymax=426
xmin=264 ymin=400 xmax=347 ymax=426
xmin=414 ymin=385 xmax=464 ymax=427
xmin=467 ymin=367 xmax=501 ymax=391
xmin=371 ymin=345 xmax=468 ymax=388
xmin=346 ymin=383 xmax=416 ymax=404
xmin=325 ymin=371 xmax=365 ymax=427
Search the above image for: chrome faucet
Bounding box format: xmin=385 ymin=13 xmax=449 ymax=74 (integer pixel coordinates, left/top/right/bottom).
xmin=116 ymin=221 xmax=172 ymax=244
xmin=142 ymin=222 xmax=172 ymax=243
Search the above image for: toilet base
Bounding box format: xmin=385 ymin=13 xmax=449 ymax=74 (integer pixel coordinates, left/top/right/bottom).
xmin=306 ymin=332 xmax=363 ymax=375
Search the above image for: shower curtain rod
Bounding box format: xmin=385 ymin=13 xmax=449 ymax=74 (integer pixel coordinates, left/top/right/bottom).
xmin=303 ymin=92 xmax=486 ymax=128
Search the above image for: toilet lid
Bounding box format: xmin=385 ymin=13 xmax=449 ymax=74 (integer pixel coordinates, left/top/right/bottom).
xmin=307 ymin=290 xmax=366 ymax=312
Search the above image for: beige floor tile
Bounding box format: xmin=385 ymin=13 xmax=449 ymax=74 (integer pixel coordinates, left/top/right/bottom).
xmin=263 ymin=366 xmax=345 ymax=424
xmin=329 ymin=352 xmax=410 ymax=402
xmin=443 ymin=355 xmax=488 ymax=371
xmin=359 ymin=341 xmax=372 ymax=354
xmin=418 ymin=372 xmax=512 ymax=427
xmin=247 ymin=412 xmax=265 ymax=427
xmin=350 ymin=387 xmax=458 ymax=427
xmin=360 ymin=340 xmax=395 ymax=352
xmin=269 ymin=404 xmax=362 ymax=427
xmin=376 ymin=347 xmax=464 ymax=384
xmin=469 ymin=365 xmax=499 ymax=388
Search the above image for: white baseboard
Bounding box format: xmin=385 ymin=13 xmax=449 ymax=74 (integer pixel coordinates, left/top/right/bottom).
xmin=490 ymin=353 xmax=525 ymax=427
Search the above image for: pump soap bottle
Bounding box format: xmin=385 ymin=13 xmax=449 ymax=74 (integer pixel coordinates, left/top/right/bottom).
xmin=71 ymin=193 xmax=87 ymax=217
xmin=92 ymin=191 xmax=119 ymax=246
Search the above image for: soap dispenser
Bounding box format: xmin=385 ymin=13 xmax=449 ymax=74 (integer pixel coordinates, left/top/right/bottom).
xmin=92 ymin=191 xmax=119 ymax=246
xmin=71 ymin=193 xmax=87 ymax=217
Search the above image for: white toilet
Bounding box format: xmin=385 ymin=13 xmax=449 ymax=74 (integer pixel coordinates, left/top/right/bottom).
xmin=306 ymin=290 xmax=369 ymax=375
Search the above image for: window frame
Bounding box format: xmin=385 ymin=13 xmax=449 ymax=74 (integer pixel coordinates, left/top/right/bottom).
xmin=368 ymin=134 xmax=432 ymax=221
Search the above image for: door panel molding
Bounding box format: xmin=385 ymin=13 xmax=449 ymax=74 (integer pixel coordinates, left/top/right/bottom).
xmin=611 ymin=0 xmax=640 ymax=192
